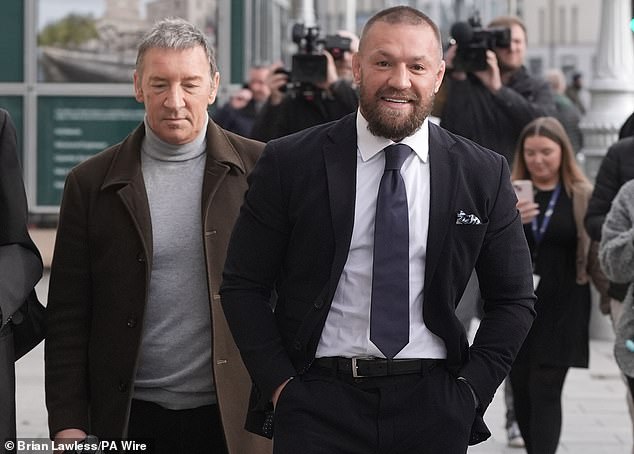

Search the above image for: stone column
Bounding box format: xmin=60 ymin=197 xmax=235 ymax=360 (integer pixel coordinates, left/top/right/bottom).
xmin=297 ymin=0 xmax=316 ymax=26
xmin=581 ymin=0 xmax=634 ymax=340
xmin=580 ymin=0 xmax=634 ymax=180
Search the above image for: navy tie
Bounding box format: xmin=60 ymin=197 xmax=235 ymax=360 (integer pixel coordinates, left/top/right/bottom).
xmin=370 ymin=143 xmax=411 ymax=359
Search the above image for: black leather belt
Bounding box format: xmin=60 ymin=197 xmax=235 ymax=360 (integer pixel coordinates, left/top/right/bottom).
xmin=313 ymin=357 xmax=442 ymax=378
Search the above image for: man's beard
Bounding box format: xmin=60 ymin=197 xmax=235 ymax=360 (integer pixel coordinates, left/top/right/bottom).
xmin=496 ymin=55 xmax=521 ymax=75
xmin=359 ymin=85 xmax=434 ymax=141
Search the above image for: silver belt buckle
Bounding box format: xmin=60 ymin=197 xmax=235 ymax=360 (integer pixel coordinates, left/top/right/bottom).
xmin=351 ymin=356 xmax=374 ymax=378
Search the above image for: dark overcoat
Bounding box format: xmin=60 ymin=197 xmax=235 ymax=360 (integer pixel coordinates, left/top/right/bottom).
xmin=45 ymin=120 xmax=271 ymax=454
xmin=0 ymin=108 xmax=43 ymax=452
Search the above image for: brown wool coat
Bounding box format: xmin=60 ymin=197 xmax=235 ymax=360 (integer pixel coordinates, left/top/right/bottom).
xmin=45 ymin=120 xmax=271 ymax=454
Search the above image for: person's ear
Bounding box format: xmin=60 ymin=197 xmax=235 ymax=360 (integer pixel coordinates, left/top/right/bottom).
xmin=133 ymin=71 xmax=144 ymax=102
xmin=434 ymin=61 xmax=446 ymax=94
xmin=352 ymin=53 xmax=361 ymax=86
xmin=209 ymin=72 xmax=220 ymax=105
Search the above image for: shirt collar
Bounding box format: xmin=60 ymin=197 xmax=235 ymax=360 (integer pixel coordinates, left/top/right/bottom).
xmin=356 ymin=108 xmax=429 ymax=163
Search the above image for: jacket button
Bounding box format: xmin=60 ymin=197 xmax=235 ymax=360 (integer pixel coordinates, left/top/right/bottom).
xmin=136 ymin=253 xmax=145 ymax=263
xmin=293 ymin=341 xmax=302 ymax=351
xmin=118 ymin=381 xmax=127 ymax=392
xmin=313 ymin=300 xmax=324 ymax=309
xmin=126 ymin=318 xmax=137 ymax=328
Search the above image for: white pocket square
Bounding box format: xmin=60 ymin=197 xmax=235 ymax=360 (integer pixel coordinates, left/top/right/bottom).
xmin=456 ymin=210 xmax=482 ymax=225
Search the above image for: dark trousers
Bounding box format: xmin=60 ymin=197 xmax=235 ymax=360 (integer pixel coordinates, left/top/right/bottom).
xmin=127 ymin=399 xmax=227 ymax=454
xmin=272 ymin=363 xmax=476 ymax=454
xmin=509 ymin=363 xmax=569 ymax=454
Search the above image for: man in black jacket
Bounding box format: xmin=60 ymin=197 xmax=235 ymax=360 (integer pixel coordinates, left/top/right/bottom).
xmin=213 ymin=65 xmax=271 ymax=138
xmin=251 ymin=79 xmax=357 ymax=142
xmin=251 ymin=40 xmax=358 ymax=142
xmin=221 ymin=7 xmax=535 ymax=452
xmin=440 ymin=15 xmax=555 ymax=166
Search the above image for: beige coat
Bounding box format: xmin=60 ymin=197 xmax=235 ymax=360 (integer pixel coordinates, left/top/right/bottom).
xmin=45 ymin=120 xmax=271 ymax=454
xmin=571 ymin=181 xmax=593 ymax=284
xmin=571 ymin=181 xmax=610 ymax=311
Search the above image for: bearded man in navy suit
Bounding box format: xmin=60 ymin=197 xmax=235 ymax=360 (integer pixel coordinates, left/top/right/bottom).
xmin=221 ymin=6 xmax=536 ymax=454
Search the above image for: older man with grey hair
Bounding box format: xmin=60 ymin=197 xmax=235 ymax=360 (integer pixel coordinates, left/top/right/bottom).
xmin=45 ymin=18 xmax=270 ymax=454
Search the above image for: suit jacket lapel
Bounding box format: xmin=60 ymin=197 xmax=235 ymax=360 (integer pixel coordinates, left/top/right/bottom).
xmin=323 ymin=113 xmax=358 ymax=296
xmin=425 ymin=123 xmax=459 ymax=286
xmin=320 ymin=117 xmax=458 ymax=303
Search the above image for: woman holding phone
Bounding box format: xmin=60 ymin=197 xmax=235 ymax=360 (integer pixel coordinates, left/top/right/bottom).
xmin=509 ymin=116 xmax=595 ymax=454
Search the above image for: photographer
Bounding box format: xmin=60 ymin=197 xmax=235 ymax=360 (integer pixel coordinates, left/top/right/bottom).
xmin=251 ymin=28 xmax=358 ymax=142
xmin=213 ymin=65 xmax=270 ymax=138
xmin=440 ymin=15 xmax=555 ymax=166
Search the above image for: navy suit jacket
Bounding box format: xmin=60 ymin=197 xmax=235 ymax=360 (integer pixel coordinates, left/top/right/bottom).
xmin=221 ymin=112 xmax=536 ymax=443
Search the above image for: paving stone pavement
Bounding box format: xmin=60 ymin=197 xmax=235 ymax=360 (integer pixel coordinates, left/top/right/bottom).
xmin=467 ymin=339 xmax=632 ymax=454
xmin=14 ymin=271 xmax=633 ymax=453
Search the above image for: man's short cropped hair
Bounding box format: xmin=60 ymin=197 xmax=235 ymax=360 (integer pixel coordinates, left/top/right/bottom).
xmin=136 ymin=17 xmax=217 ymax=77
xmin=360 ymin=6 xmax=442 ymax=58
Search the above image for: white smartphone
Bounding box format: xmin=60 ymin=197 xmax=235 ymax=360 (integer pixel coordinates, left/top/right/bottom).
xmin=512 ymin=180 xmax=534 ymax=203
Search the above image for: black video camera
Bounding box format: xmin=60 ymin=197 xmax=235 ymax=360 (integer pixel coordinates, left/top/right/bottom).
xmin=323 ymin=34 xmax=352 ymax=61
xmin=450 ymin=12 xmax=511 ymax=72
xmin=289 ymin=23 xmax=351 ymax=86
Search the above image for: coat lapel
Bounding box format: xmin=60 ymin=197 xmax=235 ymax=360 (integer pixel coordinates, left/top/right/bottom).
xmin=201 ymin=120 xmax=247 ymax=220
xmin=101 ymin=125 xmax=153 ymax=264
xmin=100 ymin=121 xmax=248 ymax=267
xmin=424 ymin=123 xmax=459 ymax=286
xmin=323 ymin=113 xmax=358 ymax=295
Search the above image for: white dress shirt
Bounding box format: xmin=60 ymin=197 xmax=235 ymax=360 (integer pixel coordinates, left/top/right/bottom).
xmin=315 ymin=110 xmax=447 ymax=359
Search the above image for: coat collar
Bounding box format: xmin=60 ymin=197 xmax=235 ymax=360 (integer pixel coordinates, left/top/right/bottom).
xmin=98 ymin=119 xmax=246 ymax=265
xmin=101 ymin=120 xmax=247 ymax=190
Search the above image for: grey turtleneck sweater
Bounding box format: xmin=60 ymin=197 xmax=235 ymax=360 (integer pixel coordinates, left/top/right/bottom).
xmin=134 ymin=118 xmax=215 ymax=409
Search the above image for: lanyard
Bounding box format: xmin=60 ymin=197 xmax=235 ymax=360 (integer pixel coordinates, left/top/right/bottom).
xmin=531 ymin=183 xmax=561 ymax=245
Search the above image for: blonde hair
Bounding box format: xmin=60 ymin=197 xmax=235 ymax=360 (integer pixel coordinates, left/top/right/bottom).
xmin=511 ymin=116 xmax=589 ymax=195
